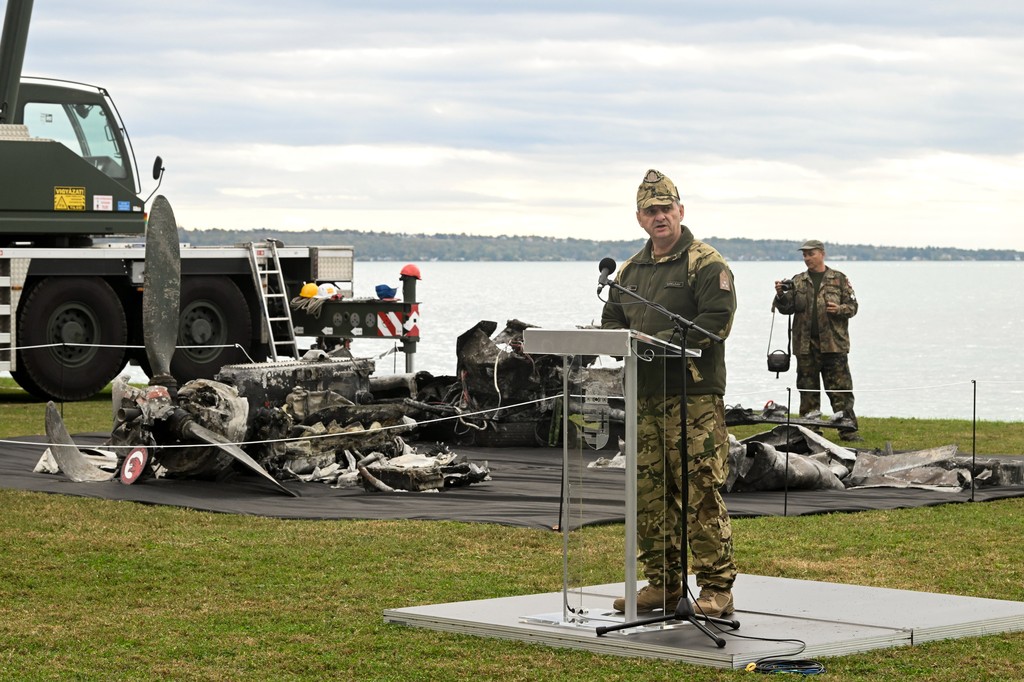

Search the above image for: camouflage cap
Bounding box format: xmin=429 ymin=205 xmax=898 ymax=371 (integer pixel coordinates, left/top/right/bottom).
xmin=636 ymin=169 xmax=680 ymax=209
xmin=798 ymin=239 xmax=825 ymax=251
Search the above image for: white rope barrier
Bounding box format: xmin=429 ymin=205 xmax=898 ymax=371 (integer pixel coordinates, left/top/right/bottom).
xmin=1 ymin=341 xmax=254 ymax=353
xmin=0 ymin=394 xmax=561 ymax=452
xmin=3 ymin=342 xmax=1022 ymax=452
xmin=1 ymin=341 xmax=402 ymax=361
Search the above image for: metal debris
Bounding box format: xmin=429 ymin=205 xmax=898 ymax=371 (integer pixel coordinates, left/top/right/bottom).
xmin=727 ymin=425 xmax=1018 ymax=492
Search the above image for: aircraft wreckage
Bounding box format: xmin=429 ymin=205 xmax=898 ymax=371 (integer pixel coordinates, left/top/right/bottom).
xmin=39 ymin=310 xmax=1023 ymax=497
xmin=39 ymin=365 xmax=493 ymax=495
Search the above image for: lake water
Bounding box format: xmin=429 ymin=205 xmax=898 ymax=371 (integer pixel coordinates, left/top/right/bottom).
xmin=348 ymin=260 xmax=1024 ymax=422
xmin=10 ymin=260 xmax=1020 ymax=421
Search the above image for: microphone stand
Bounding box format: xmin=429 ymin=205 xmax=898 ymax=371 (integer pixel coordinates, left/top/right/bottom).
xmin=595 ymin=279 xmax=739 ymax=646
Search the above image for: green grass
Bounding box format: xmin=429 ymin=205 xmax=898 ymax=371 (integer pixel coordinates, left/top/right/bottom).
xmin=1 ymin=382 xmax=1023 ymax=680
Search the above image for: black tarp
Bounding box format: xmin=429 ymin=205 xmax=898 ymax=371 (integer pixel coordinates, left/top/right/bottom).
xmin=3 ymin=434 xmax=1023 ymax=529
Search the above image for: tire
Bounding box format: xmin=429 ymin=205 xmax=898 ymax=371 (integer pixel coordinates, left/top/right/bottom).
xmin=170 ymin=276 xmax=254 ymax=381
xmin=15 ymin=277 xmax=127 ymax=402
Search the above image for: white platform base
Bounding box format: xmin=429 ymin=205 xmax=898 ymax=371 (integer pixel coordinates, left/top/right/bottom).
xmin=384 ymin=574 xmax=1024 ymax=668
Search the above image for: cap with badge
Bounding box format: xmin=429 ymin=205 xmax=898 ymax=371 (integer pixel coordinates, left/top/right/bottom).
xmin=798 ymin=239 xmax=824 ymax=252
xmin=636 ymin=169 xmax=680 ymax=210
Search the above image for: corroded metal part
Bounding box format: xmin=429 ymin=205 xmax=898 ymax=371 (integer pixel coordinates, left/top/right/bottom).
xmin=216 ymin=356 xmax=375 ymax=421
xmin=733 ymin=440 xmax=846 ymax=492
xmin=848 ymin=445 xmax=964 ymax=489
xmin=182 ymin=420 xmax=298 ymax=497
xmin=147 ymin=380 xmax=242 ymax=478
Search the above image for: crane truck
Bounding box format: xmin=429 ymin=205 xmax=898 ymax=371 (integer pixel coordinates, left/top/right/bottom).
xmin=0 ymin=0 xmax=419 ymax=402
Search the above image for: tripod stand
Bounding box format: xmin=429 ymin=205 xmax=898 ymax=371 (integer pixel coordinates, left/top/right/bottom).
xmin=595 ymin=282 xmax=740 ymax=646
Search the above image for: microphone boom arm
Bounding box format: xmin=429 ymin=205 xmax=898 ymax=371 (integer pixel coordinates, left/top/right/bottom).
xmin=604 ymin=278 xmax=723 ymax=344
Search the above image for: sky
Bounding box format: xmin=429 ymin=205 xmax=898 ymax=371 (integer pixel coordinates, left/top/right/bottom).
xmin=14 ymin=1 xmax=1024 ymax=249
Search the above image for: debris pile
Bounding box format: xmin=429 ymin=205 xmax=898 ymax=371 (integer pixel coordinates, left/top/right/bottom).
xmin=38 ymin=369 xmax=491 ymax=494
xmin=367 ymin=319 xmax=623 ymax=449
xmin=248 ymin=399 xmax=491 ymax=491
xmin=727 ymin=424 xmax=1024 ymax=493
xmin=451 ymin=319 xmax=558 ymax=447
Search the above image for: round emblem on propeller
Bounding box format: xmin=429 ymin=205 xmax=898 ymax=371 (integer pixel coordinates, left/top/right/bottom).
xmin=120 ymin=446 xmax=149 ymax=485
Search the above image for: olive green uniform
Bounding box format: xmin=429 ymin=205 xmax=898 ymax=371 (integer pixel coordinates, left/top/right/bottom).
xmin=601 ymin=227 xmax=738 ymax=592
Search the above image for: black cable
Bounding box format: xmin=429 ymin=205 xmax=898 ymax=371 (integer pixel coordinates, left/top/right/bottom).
xmin=693 ymin=619 xmax=825 ymax=675
xmin=747 ymin=658 xmax=826 ymax=674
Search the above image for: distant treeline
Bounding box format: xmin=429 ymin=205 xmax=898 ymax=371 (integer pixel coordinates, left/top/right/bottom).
xmin=179 ymin=228 xmax=1024 ymax=262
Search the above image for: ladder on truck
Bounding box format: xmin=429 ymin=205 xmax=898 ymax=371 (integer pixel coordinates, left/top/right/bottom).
xmin=246 ymin=240 xmax=300 ymax=361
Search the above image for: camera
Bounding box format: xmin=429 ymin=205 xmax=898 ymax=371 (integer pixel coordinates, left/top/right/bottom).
xmin=779 ymin=278 xmax=794 ymax=293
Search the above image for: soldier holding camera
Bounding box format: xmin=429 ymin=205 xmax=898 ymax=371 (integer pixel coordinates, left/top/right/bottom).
xmin=773 ymin=240 xmax=862 ymax=442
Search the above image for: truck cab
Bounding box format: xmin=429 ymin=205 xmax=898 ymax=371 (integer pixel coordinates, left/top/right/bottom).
xmin=0 ymin=79 xmax=146 ymax=247
xmin=19 ymin=81 xmax=137 ymax=185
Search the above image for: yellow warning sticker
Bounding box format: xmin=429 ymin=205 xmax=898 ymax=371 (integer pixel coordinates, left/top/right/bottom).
xmin=54 ymin=186 xmax=87 ymax=211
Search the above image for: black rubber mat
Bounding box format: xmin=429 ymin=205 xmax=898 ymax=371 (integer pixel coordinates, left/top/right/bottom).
xmin=2 ymin=434 xmax=1022 ymax=529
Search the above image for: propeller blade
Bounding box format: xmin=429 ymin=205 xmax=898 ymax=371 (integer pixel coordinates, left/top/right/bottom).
xmin=44 ymin=402 xmax=115 ymax=482
xmin=182 ymin=421 xmax=299 ymax=497
xmin=143 ymin=195 xmax=181 ymax=388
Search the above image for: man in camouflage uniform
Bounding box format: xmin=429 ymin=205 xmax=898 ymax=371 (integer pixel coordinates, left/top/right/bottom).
xmin=601 ymin=169 xmax=738 ymax=617
xmin=773 ymin=240 xmax=862 ymax=441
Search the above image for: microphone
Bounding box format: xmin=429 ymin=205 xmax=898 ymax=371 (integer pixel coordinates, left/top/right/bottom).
xmin=597 ymin=257 xmax=617 ymax=294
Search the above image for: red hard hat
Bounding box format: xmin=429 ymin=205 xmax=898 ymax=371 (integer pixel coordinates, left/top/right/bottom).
xmin=400 ymin=263 xmax=421 ymax=279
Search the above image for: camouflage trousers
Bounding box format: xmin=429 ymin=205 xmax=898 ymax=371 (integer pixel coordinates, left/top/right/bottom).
xmin=796 ymin=342 xmax=857 ymax=430
xmin=635 ymin=393 xmax=736 ymax=591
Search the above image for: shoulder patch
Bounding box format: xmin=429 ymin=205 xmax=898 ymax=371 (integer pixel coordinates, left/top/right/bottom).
xmin=685 ymin=239 xmax=727 ymax=287
xmin=719 ymin=270 xmax=731 ymax=292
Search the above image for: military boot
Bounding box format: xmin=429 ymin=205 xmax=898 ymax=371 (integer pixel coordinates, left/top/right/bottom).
xmin=693 ymin=587 xmax=734 ymax=617
xmin=612 ymin=584 xmax=682 ymax=613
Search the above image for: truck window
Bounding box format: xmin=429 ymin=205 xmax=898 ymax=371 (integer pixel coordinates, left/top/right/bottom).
xmin=23 ymin=101 xmax=127 ymax=180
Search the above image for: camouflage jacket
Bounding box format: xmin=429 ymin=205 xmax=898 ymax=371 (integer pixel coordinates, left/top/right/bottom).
xmin=773 ymin=267 xmax=858 ymax=354
xmin=601 ymin=226 xmax=736 ymax=396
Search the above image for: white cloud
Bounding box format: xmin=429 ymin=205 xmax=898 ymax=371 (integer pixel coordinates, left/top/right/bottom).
xmin=14 ymin=1 xmax=1024 ymax=249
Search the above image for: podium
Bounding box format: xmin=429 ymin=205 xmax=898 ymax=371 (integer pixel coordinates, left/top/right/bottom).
xmin=521 ymin=328 xmax=700 ymax=628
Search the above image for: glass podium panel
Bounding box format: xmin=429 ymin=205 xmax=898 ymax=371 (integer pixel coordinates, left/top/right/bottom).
xmin=520 ymin=329 xmax=699 ymax=631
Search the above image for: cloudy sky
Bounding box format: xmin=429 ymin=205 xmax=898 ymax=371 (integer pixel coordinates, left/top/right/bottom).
xmin=17 ymin=1 xmax=1024 ymax=249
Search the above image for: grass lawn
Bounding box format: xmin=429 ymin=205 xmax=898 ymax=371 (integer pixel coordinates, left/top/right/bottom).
xmin=1 ymin=383 xmax=1022 ymax=680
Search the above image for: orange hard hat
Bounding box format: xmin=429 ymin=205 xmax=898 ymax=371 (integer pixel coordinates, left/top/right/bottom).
xmin=400 ymin=263 xmax=421 ymax=279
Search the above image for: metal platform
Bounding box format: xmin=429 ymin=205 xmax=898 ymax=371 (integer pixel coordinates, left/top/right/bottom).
xmin=384 ymin=574 xmax=1024 ymax=669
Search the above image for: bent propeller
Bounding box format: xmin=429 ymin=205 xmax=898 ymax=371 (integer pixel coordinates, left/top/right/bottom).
xmin=44 ymin=401 xmax=114 ymax=482
xmin=143 ymin=195 xmax=181 ymax=393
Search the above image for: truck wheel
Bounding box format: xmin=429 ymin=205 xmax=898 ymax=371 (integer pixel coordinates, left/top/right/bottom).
xmin=172 ymin=276 xmax=253 ymax=381
xmin=15 ymin=277 xmax=128 ymax=402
